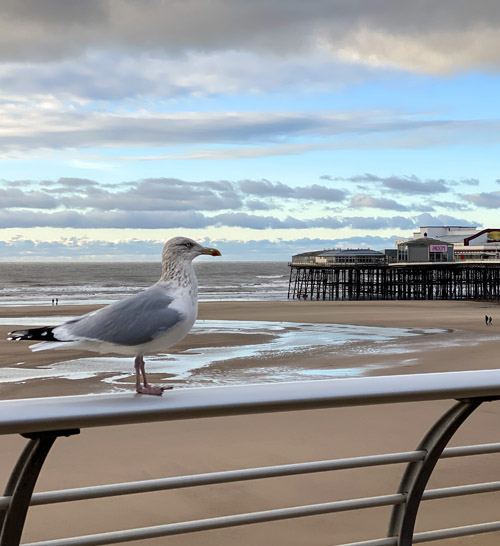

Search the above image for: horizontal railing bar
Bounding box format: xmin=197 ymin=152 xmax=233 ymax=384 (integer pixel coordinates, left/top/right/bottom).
xmin=22 ymin=494 xmax=406 ymax=546
xmin=422 ymin=480 xmax=500 ymax=500
xmin=17 ymin=479 xmax=500 ymax=546
xmin=336 ymin=538 xmax=397 ymax=546
xmin=19 ymin=478 xmax=500 ymax=546
xmin=3 ymin=369 xmax=500 ymax=435
xmin=7 ymin=439 xmax=500 ymax=511
xmin=3 ymin=441 xmax=499 ymax=510
xmin=413 ymin=520 xmax=500 ymax=543
xmin=0 ymin=451 xmax=425 ymax=510
xmin=335 ymin=520 xmax=500 ymax=546
xmin=441 ymin=441 xmax=500 ymax=458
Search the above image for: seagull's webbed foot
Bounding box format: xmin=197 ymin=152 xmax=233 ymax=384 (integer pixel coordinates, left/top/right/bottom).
xmin=136 ymin=385 xmax=166 ymax=396
xmin=134 ymin=355 xmax=173 ymax=396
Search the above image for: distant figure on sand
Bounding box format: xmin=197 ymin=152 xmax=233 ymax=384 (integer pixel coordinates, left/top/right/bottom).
xmin=489 ymin=316 xmax=493 ymax=326
xmin=485 ymin=314 xmax=489 ymax=325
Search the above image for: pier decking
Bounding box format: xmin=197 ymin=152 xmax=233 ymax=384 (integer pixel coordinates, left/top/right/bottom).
xmin=288 ymin=262 xmax=500 ymax=301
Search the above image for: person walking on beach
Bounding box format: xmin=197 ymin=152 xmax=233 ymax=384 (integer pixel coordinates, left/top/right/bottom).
xmin=489 ymin=316 xmax=493 ymax=326
xmin=485 ymin=314 xmax=489 ymax=325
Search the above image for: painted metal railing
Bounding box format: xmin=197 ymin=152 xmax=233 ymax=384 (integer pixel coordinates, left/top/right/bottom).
xmin=2 ymin=370 xmax=500 ymax=546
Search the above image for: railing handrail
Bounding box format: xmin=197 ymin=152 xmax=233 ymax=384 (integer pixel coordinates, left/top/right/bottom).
xmin=2 ymin=369 xmax=500 ymax=436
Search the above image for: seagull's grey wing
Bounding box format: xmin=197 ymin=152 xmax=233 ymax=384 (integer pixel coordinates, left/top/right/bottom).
xmin=56 ymin=285 xmax=184 ymax=346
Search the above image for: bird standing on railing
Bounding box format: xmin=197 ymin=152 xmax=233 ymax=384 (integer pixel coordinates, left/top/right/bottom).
xmin=8 ymin=237 xmax=221 ymax=395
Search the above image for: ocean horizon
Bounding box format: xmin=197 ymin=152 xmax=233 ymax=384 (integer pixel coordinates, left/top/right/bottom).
xmin=0 ymin=261 xmax=290 ymax=306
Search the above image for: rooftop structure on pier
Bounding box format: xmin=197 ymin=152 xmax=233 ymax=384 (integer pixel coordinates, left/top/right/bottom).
xmin=396 ymin=237 xmax=454 ymax=263
xmin=397 ymin=226 xmax=500 ymax=261
xmin=292 ymin=248 xmax=385 ymax=266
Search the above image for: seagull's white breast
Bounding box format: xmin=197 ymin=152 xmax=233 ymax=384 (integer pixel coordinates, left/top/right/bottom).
xmin=141 ymin=281 xmax=198 ymax=354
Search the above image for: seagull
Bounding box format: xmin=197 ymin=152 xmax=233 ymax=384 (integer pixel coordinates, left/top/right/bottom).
xmin=8 ymin=237 xmax=221 ymax=395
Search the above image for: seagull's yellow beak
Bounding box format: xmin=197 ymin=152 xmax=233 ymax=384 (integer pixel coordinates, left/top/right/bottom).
xmin=201 ymin=247 xmax=221 ymax=256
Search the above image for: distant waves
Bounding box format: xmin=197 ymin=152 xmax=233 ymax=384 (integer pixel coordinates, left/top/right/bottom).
xmin=0 ymin=261 xmax=290 ymax=306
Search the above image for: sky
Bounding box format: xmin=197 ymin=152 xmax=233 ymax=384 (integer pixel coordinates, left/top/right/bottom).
xmin=1 ymin=0 xmax=500 ymax=261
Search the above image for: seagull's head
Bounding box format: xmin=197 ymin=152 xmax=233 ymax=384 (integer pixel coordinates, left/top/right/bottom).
xmin=163 ymin=237 xmax=221 ymax=264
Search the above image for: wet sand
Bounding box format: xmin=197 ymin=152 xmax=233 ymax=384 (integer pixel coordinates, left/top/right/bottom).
xmin=1 ymin=300 xmax=500 ymax=545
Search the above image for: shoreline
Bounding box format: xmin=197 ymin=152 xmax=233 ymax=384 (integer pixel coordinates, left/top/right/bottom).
xmin=1 ymin=299 xmax=500 ymax=545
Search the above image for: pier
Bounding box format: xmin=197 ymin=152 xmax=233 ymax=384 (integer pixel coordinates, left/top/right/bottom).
xmin=288 ymin=262 xmax=500 ymax=301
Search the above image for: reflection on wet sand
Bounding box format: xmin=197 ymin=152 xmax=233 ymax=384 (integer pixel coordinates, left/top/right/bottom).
xmin=1 ymin=319 xmax=446 ymax=390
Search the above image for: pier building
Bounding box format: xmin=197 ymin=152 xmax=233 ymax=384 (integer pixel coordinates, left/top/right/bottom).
xmin=288 ymin=227 xmax=500 ymax=301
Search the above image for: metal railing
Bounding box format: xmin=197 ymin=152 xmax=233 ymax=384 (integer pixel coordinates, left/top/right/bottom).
xmin=2 ymin=370 xmax=500 ymax=546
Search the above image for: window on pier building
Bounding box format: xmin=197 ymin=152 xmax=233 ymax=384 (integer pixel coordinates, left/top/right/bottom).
xmin=398 ymin=246 xmax=408 ymax=262
xmin=430 ymin=251 xmax=448 ymax=262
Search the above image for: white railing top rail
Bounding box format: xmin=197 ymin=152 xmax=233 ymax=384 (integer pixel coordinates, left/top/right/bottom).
xmin=2 ymin=369 xmax=500 ymax=436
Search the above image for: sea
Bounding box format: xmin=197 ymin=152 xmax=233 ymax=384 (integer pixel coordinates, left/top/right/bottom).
xmin=0 ymin=261 xmax=291 ymax=306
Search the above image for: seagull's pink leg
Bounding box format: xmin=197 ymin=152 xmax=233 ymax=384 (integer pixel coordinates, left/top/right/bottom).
xmin=134 ymin=356 xmax=143 ymax=393
xmin=134 ymin=355 xmax=171 ymax=396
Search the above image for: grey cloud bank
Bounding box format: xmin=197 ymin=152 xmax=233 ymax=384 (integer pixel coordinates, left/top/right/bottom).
xmin=1 ymin=0 xmax=499 ymax=74
xmin=465 ymin=191 xmax=500 ymax=208
xmin=0 ymin=175 xmax=482 ymax=234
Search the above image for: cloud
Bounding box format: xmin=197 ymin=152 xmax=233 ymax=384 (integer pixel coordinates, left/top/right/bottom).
xmin=0 ymin=49 xmax=378 ymax=101
xmin=334 ymin=173 xmax=450 ymax=194
xmin=344 ymin=216 xmax=416 ymax=230
xmin=415 ymin=213 xmax=477 ymax=226
xmin=351 ymin=194 xmax=408 ymax=211
xmin=333 ymin=26 xmax=500 ymax=74
xmin=0 ymin=237 xmax=165 ymax=261
xmin=0 ymin=106 xmax=449 ymax=153
xmin=45 ymin=177 xmax=99 ymax=189
xmin=308 ymin=217 xmax=343 ymax=229
xmin=0 ymin=209 xmax=210 ymax=229
xmin=0 ymin=176 xmax=350 ymax=218
xmin=0 ymin=175 xmax=486 ymax=233
xmin=294 ymin=184 xmax=346 ymax=201
xmin=0 ymin=188 xmax=58 ymax=209
xmin=0 ymin=205 xmax=412 ymax=232
xmin=211 ymin=213 xmax=308 ymax=230
xmin=1 ymin=1 xmax=499 ymax=75
xmin=382 ymin=176 xmax=449 ymax=194
xmin=61 ymin=178 xmax=243 ymax=212
xmin=1 ymin=97 xmax=499 ymax=156
xmin=244 ymin=199 xmax=273 ymax=211
xmin=239 ymin=179 xmax=293 ymax=198
xmin=464 ymin=191 xmax=500 ymax=208
xmin=239 ymin=179 xmax=345 ymax=202
xmin=460 ymin=178 xmax=480 ymax=186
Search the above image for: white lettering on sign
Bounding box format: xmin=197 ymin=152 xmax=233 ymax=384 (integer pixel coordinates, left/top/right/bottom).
xmin=430 ymin=245 xmax=447 ymax=253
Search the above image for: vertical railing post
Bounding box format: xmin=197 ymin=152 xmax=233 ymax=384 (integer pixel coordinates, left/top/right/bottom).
xmin=0 ymin=429 xmax=79 ymax=546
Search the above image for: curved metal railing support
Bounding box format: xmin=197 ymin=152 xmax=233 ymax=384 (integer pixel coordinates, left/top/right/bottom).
xmin=387 ymin=397 xmax=497 ymax=545
xmin=0 ymin=429 xmax=79 ymax=546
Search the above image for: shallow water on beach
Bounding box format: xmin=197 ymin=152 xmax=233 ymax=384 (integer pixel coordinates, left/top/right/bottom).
xmin=0 ymin=319 xmax=445 ymax=389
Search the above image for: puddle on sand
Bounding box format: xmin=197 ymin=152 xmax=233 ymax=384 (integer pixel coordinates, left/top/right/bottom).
xmin=1 ymin=319 xmax=446 ymax=389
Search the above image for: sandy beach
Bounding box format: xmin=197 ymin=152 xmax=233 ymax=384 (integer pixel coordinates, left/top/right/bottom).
xmin=1 ymin=299 xmax=500 ymax=545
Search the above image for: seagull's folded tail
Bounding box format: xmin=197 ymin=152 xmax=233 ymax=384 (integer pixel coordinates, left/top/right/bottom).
xmin=29 ymin=341 xmax=67 ymax=352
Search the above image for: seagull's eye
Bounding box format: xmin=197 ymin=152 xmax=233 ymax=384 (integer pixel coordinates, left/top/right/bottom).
xmin=184 ymin=241 xmax=193 ymax=248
